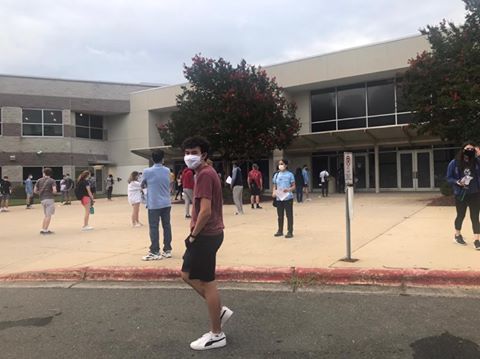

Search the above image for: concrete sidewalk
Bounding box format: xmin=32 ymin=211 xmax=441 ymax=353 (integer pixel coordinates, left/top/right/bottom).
xmin=0 ymin=192 xmax=479 ymax=284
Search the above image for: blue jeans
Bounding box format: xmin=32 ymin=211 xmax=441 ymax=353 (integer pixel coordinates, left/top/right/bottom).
xmin=148 ymin=207 xmax=172 ymax=254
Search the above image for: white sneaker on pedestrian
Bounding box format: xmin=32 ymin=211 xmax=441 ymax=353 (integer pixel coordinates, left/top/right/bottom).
xmin=81 ymin=226 xmax=94 ymax=231
xmin=162 ymin=250 xmax=172 ymax=258
xmin=133 ymin=223 xmax=142 ymax=228
xmin=220 ymin=306 xmax=233 ymax=328
xmin=141 ymin=252 xmax=162 ymax=261
xmin=190 ymin=331 xmax=226 ymax=351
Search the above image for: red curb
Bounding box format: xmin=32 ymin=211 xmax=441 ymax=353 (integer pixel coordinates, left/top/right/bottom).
xmin=1 ymin=266 xmax=480 ymax=287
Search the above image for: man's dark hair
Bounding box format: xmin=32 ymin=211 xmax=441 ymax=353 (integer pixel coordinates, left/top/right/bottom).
xmin=151 ymin=149 xmax=165 ymax=164
xmin=181 ymin=136 xmax=210 ymax=157
xmin=43 ymin=167 xmax=53 ymax=176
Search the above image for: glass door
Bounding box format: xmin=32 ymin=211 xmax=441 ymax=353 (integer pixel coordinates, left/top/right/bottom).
xmin=398 ymin=150 xmax=433 ymax=190
xmin=354 ymin=154 xmax=368 ymax=189
xmin=416 ymin=151 xmax=433 ymax=189
xmin=399 ymin=152 xmax=414 ymax=189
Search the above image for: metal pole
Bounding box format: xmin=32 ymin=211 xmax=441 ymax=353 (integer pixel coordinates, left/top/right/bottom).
xmin=345 ymin=186 xmax=351 ymax=260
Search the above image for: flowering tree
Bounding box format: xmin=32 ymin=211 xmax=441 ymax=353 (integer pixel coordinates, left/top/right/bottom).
xmin=158 ymin=55 xmax=301 ymax=161
xmin=402 ymin=0 xmax=480 ymax=144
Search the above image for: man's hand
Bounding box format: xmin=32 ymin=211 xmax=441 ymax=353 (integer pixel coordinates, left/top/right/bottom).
xmin=184 ymin=233 xmax=196 ymax=248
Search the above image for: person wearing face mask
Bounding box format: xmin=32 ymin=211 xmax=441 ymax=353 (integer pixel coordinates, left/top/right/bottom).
xmin=180 ymin=136 xmax=232 ymax=351
xmin=447 ymin=142 xmax=480 ymax=250
xmin=25 ymin=174 xmax=34 ymax=209
xmin=230 ymin=161 xmax=244 ymax=215
xmin=272 ymin=159 xmax=296 ymax=238
xmin=141 ymin=150 xmax=172 ymax=260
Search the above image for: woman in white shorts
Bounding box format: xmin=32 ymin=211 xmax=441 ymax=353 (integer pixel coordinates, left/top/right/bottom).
xmin=128 ymin=171 xmax=143 ymax=227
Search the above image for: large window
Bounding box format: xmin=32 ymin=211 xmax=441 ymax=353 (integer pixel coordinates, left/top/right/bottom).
xmin=310 ymin=78 xmax=412 ymax=133
xmin=22 ymin=109 xmax=63 ymax=137
xmin=367 ymin=80 xmax=395 ymax=127
xmin=23 ymin=167 xmax=63 ymax=187
xmin=75 ymin=113 xmax=104 ymax=140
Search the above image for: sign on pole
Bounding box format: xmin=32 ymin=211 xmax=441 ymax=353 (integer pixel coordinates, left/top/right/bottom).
xmin=344 ymin=152 xmax=353 ymax=186
xmin=341 ymin=152 xmax=358 ymax=263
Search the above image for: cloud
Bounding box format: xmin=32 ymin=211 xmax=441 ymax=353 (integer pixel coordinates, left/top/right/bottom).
xmin=0 ymin=0 xmax=467 ymax=84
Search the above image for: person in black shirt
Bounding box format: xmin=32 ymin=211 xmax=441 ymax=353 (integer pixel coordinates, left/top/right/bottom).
xmin=0 ymin=176 xmax=12 ymax=212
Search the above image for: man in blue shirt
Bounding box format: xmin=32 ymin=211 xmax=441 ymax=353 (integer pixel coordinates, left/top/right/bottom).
xmin=302 ymin=165 xmax=311 ymax=201
xmin=25 ymin=174 xmax=34 ymax=209
xmin=141 ymin=150 xmax=172 ymax=260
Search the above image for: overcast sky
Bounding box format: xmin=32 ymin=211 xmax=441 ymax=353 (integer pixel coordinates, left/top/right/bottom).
xmin=0 ymin=0 xmax=467 ymax=85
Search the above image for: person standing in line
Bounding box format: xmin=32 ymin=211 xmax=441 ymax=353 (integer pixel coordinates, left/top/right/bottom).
xmin=319 ymin=169 xmax=330 ymax=197
xmin=88 ymin=172 xmax=97 ymax=199
xmin=60 ymin=175 xmax=68 ymax=204
xmin=106 ymin=174 xmax=114 ymax=200
xmin=447 ymin=142 xmax=480 ymax=250
xmin=0 ymin=176 xmax=12 ymax=212
xmin=141 ymin=150 xmax=172 ymax=260
xmin=127 ymin=171 xmax=143 ymax=227
xmin=34 ymin=168 xmax=57 ymax=234
xmin=302 ymin=165 xmax=311 ymax=201
xmin=272 ymin=159 xmax=296 ymax=238
xmin=230 ymin=161 xmax=244 ymax=215
xmin=182 ymin=166 xmax=195 ymax=219
xmin=294 ymin=167 xmax=305 ymax=203
xmin=180 ymin=136 xmax=232 ymax=351
xmin=25 ymin=174 xmax=34 ymax=209
xmin=64 ymin=173 xmax=74 ymax=205
xmin=247 ymin=163 xmax=263 ymax=209
xmin=174 ymin=169 xmax=184 ymax=201
xmin=76 ymin=171 xmax=95 ymax=231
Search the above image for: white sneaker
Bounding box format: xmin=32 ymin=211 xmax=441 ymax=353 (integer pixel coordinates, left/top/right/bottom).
xmin=162 ymin=250 xmax=172 ymax=258
xmin=220 ymin=306 xmax=233 ymax=328
xmin=190 ymin=331 xmax=226 ymax=351
xmin=81 ymin=226 xmax=94 ymax=231
xmin=141 ymin=252 xmax=162 ymax=261
xmin=133 ymin=223 xmax=142 ymax=228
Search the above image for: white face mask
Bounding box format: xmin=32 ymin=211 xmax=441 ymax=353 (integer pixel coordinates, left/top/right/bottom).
xmin=184 ymin=154 xmax=202 ymax=169
xmin=278 ymin=164 xmax=286 ymax=171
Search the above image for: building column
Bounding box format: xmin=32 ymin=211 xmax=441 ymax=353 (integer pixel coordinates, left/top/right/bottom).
xmin=374 ymin=144 xmax=380 ymax=193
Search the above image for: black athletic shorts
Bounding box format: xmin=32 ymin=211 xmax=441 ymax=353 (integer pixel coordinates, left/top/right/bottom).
xmin=181 ymin=232 xmax=223 ymax=282
xmin=250 ymin=183 xmax=261 ymax=196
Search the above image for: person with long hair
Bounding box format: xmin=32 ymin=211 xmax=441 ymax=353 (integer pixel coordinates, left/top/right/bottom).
xmin=447 ymin=141 xmax=480 ymax=250
xmin=128 ymin=171 xmax=143 ymax=227
xmin=77 ymin=170 xmax=94 ymax=231
xmin=272 ymin=159 xmax=296 ymax=238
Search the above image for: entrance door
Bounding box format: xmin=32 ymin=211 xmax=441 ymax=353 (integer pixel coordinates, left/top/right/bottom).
xmin=398 ymin=150 xmax=433 ymax=190
xmin=354 ymin=154 xmax=369 ymax=190
xmin=95 ymin=167 xmax=104 ymax=193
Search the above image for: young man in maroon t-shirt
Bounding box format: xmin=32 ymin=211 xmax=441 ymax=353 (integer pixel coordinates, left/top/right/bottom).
xmin=180 ymin=136 xmax=233 ymax=351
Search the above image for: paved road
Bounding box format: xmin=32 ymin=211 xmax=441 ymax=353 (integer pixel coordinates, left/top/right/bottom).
xmin=1 ymin=283 xmax=480 ymax=358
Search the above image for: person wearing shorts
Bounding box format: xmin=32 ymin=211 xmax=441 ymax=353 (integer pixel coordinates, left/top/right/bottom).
xmin=76 ymin=171 xmax=95 ymax=231
xmin=34 ymin=168 xmax=57 ymax=234
xmin=248 ymin=163 xmax=263 ymax=209
xmin=180 ymin=136 xmax=233 ymax=351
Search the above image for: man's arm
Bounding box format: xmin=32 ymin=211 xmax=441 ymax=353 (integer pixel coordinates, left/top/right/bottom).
xmin=34 ymin=183 xmax=39 ymax=195
xmin=191 ymin=198 xmax=212 ymax=237
xmin=52 ymin=182 xmax=58 ymax=195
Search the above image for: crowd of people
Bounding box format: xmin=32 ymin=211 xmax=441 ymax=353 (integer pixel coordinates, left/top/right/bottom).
xmin=3 ymin=137 xmax=480 ymax=350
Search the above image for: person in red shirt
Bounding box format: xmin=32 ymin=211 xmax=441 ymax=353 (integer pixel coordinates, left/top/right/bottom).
xmin=182 ymin=166 xmax=195 ymax=219
xmin=247 ymin=163 xmax=263 ymax=209
xmin=180 ymin=136 xmax=233 ymax=351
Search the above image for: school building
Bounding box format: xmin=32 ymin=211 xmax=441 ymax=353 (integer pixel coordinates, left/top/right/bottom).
xmin=0 ymin=34 xmax=455 ymax=194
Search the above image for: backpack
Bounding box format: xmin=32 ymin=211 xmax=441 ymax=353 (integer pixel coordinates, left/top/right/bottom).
xmin=74 ymin=184 xmax=83 ymax=200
